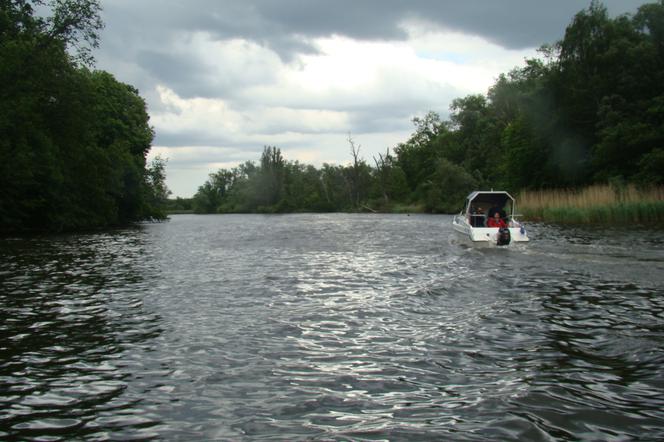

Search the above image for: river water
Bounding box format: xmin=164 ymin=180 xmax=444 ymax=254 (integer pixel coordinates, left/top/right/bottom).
xmin=1 ymin=214 xmax=663 ymax=441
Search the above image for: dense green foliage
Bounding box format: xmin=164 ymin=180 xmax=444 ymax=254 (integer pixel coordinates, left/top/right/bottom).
xmin=193 ymin=1 xmax=664 ymax=214
xmin=0 ymin=0 xmax=167 ymax=231
xmin=192 ymin=145 xmax=381 ymax=214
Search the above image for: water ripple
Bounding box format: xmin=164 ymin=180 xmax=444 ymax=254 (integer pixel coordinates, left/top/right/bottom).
xmin=1 ymin=215 xmax=663 ymax=440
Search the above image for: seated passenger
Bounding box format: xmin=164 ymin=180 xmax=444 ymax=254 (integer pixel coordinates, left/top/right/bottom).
xmin=499 ymin=209 xmax=510 ymax=227
xmin=487 ymin=211 xmax=507 ymax=228
xmin=470 ymin=207 xmax=484 ymax=227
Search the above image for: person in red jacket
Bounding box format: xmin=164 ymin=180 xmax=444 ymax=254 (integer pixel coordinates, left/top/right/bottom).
xmin=487 ymin=211 xmax=507 ymax=228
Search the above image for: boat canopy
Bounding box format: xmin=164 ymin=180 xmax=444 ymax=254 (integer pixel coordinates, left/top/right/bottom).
xmin=463 ymin=191 xmax=516 ymax=216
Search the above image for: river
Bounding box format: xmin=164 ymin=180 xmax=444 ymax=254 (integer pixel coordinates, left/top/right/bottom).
xmin=1 ymin=214 xmax=663 ymax=441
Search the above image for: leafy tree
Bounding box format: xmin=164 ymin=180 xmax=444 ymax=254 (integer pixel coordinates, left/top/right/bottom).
xmin=44 ymin=0 xmax=103 ymax=66
xmin=372 ymin=149 xmax=392 ymax=205
xmin=256 ymin=146 xmax=285 ymax=209
xmin=144 ymin=155 xmax=171 ymax=218
xmin=0 ymin=0 xmax=162 ymax=231
xmin=553 ymin=0 xmax=664 ymax=183
xmin=372 ymin=148 xmax=408 ymax=207
xmin=320 ymin=163 xmax=349 ymax=210
xmin=394 ymin=112 xmax=446 ymax=192
xmin=499 ymin=116 xmax=553 ymax=189
xmin=165 ymin=197 xmax=193 ymax=212
xmin=635 ymin=148 xmax=664 ymax=185
xmin=192 ymin=181 xmax=220 ymax=214
xmin=280 ymin=162 xmax=325 ymax=212
xmin=448 ymin=94 xmax=503 ymax=185
xmin=85 ymin=70 xmax=156 ymax=222
xmin=423 ymin=159 xmax=478 ymax=213
xmin=193 ymin=166 xmax=247 ymax=213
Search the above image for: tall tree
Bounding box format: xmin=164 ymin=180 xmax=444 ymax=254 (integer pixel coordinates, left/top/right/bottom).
xmin=0 ymin=0 xmax=162 ymax=231
xmin=144 ymin=155 xmax=171 ymax=218
xmin=256 ymin=146 xmax=284 ymax=209
xmin=394 ymin=112 xmax=445 ymax=192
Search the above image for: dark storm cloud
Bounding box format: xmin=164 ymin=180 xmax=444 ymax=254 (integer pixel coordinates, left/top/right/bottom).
xmin=221 ymin=1 xmax=641 ymax=51
xmin=137 ymin=50 xmax=211 ymax=95
xmin=102 ymin=0 xmax=648 ymax=56
xmin=99 ymin=0 xmax=648 ymax=100
xmin=236 ymin=0 xmax=646 ymax=51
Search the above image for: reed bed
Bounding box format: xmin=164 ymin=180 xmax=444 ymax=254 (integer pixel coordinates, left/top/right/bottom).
xmin=517 ymin=185 xmax=664 ymax=224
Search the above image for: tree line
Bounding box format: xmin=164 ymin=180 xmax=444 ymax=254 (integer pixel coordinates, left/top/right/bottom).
xmin=190 ymin=0 xmax=664 ymax=214
xmin=0 ymin=0 xmax=169 ymax=232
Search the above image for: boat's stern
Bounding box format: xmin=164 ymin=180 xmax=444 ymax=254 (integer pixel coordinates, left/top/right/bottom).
xmin=469 ymin=226 xmax=529 ymax=244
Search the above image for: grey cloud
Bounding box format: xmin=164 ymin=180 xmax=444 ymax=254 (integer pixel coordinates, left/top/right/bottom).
xmin=137 ymin=50 xmax=212 ymax=96
xmin=99 ymin=0 xmax=648 ymax=101
xmin=104 ymin=0 xmax=649 ymax=55
xmin=154 ymin=128 xmax=248 ymax=148
xmin=168 ymin=149 xmax=264 ymax=168
xmin=249 ymin=0 xmax=646 ymax=51
xmin=153 ymin=130 xmax=214 ymax=147
xmin=184 ymin=0 xmax=646 ymax=54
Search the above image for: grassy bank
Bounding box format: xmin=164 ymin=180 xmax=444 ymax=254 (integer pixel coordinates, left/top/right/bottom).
xmin=518 ymin=185 xmax=664 ymax=224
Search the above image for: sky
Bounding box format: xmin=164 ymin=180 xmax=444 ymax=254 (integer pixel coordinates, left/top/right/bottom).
xmin=94 ymin=0 xmax=649 ymax=198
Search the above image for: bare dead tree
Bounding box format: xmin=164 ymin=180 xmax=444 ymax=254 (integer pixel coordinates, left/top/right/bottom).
xmin=347 ymin=133 xmax=362 ymax=208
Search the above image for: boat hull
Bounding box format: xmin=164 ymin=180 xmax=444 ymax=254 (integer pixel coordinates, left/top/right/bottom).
xmin=452 ymin=214 xmax=529 ymax=244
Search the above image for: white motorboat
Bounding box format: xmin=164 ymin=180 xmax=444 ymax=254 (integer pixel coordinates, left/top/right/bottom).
xmin=452 ymin=191 xmax=529 ymax=245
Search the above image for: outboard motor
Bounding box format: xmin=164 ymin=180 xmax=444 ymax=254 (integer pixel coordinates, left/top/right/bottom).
xmin=497 ymin=227 xmax=511 ymax=246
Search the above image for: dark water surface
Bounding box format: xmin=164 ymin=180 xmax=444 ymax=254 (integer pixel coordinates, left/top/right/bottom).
xmin=1 ymin=214 xmax=663 ymax=441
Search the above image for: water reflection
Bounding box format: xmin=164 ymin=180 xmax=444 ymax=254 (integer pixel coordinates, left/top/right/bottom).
xmin=0 ymin=231 xmax=163 ymax=440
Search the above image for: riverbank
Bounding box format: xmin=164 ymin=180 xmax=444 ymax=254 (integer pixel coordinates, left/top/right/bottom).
xmin=518 ymin=185 xmax=664 ymax=224
xmin=164 ymin=185 xmax=664 ymax=225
